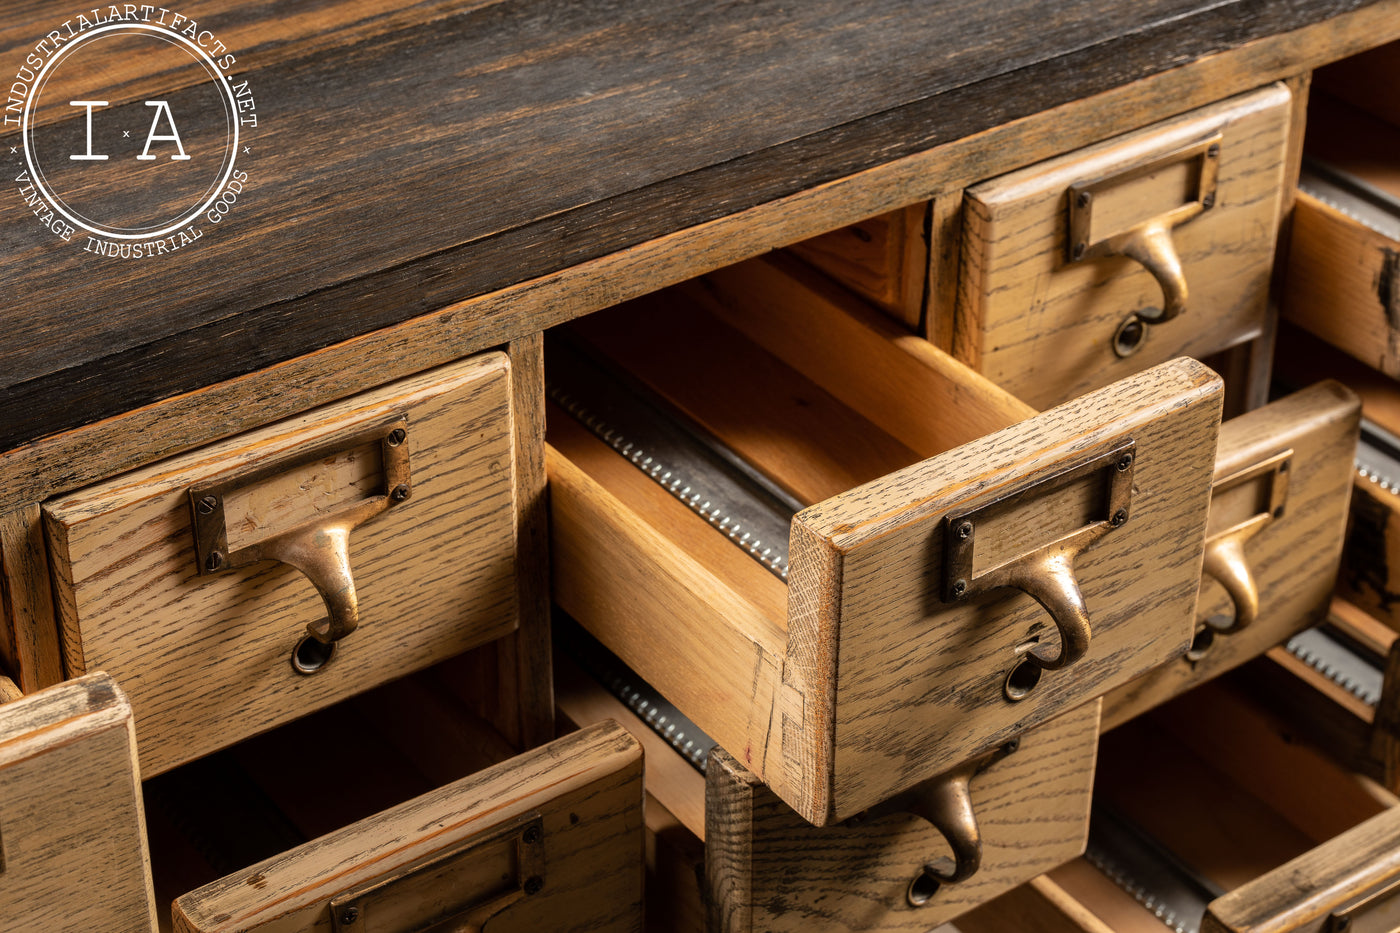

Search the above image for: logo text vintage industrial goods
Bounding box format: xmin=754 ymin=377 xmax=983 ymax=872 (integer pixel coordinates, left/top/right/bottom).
xmin=6 ymin=7 xmax=257 ymax=257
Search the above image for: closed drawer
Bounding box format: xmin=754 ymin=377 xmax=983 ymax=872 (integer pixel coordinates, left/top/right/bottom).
xmin=958 ymin=84 xmax=1291 ymax=409
xmin=555 ymin=633 xmax=1094 ymax=933
xmin=962 ymin=679 xmax=1400 ymax=933
xmin=0 ymin=671 xmax=644 ymax=932
xmin=1102 ymin=380 xmax=1360 ymax=728
xmin=548 ymin=255 xmax=1221 ymax=826
xmin=42 ymin=352 xmax=520 ymax=775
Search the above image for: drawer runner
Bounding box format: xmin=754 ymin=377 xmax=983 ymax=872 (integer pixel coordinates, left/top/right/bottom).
xmin=1085 ymin=804 xmax=1226 ymax=933
xmin=1285 ymin=624 xmax=1385 ymax=708
xmin=546 ymin=336 xmax=800 ymax=580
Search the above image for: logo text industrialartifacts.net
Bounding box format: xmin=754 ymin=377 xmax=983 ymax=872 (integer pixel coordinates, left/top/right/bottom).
xmin=6 ymin=7 xmax=257 ymax=257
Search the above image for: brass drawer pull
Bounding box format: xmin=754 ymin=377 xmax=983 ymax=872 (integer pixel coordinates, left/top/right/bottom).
xmin=1068 ymin=133 xmax=1222 ymax=353
xmin=1199 ymin=449 xmax=1291 ymax=637
xmin=188 ymin=418 xmax=413 ymax=668
xmin=943 ymin=441 xmax=1135 ymax=698
xmin=329 ymin=811 xmax=546 ymax=933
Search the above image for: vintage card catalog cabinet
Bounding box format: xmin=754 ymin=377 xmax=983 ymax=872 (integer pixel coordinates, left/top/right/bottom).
xmin=40 ymin=353 xmax=520 ymax=775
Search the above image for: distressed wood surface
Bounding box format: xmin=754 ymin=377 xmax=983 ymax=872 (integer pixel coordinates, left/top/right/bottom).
xmin=959 ymin=84 xmax=1291 ymax=409
xmin=172 ymin=718 xmax=644 ymax=933
xmin=0 ymin=674 xmax=19 ymax=702
xmin=0 ymin=504 xmax=62 ymax=691
xmin=705 ymin=700 xmax=1099 ymax=933
xmin=1282 ymin=111 xmax=1400 ymax=379
xmin=0 ymin=672 xmax=158 ymax=933
xmin=555 ymin=273 xmax=1220 ymax=824
xmin=2 ymin=4 xmax=1399 ymax=515
xmin=0 ymin=1 xmax=1395 ymax=452
xmin=44 ymin=353 xmax=519 ymax=775
xmin=786 ymin=205 xmax=929 ymax=330
xmin=554 ymin=653 xmax=706 ymax=841
xmin=1103 ymin=380 xmax=1361 ymax=728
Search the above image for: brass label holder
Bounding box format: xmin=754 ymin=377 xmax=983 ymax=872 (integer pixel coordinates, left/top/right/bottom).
xmin=942 ymin=440 xmax=1135 ymax=693
xmin=329 ymin=811 xmax=546 ymax=932
xmin=1324 ymin=869 xmax=1400 ymax=933
xmin=1200 ymin=449 xmax=1291 ymax=636
xmin=1068 ymin=133 xmax=1222 ymax=354
xmin=188 ymin=417 xmax=412 ymax=658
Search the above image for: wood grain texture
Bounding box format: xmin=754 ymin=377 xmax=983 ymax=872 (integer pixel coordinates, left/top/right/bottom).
xmin=0 ymin=672 xmax=158 ymax=933
xmin=1274 ymin=324 xmax=1400 ymax=630
xmin=1281 ymin=188 xmax=1400 ymax=379
xmin=958 ymin=875 xmax=1118 ymax=933
xmin=690 ymin=254 xmax=1037 ymax=455
xmin=0 ymin=674 xmax=19 ymax=703
xmin=787 ymin=205 xmax=929 ymax=330
xmin=1103 ymin=381 xmax=1361 ymax=728
xmin=554 ymin=653 xmax=706 ymax=841
xmin=547 ymin=430 xmax=793 ymax=804
xmin=0 ymin=1 xmax=1396 ymax=452
xmin=44 ymin=353 xmax=519 ymax=775
xmin=793 ymin=359 xmax=1221 ymax=822
xmin=172 ymin=719 xmax=644 ymax=933
xmin=705 ymin=700 xmax=1099 ymax=933
xmin=1203 ymin=802 xmax=1400 ymax=932
xmin=3 ymin=3 xmax=1399 ymax=515
xmin=0 ymin=504 xmax=62 ymax=692
xmin=959 ymin=84 xmax=1291 ymax=409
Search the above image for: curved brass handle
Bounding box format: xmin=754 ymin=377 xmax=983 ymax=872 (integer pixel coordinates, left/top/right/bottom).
xmin=1117 ymin=219 xmax=1188 ymax=324
xmin=982 ymin=545 xmax=1092 ymax=672
xmin=1200 ymin=525 xmax=1263 ymax=635
xmin=901 ymin=740 xmax=1019 ymax=900
xmin=189 ymin=419 xmax=413 ymax=654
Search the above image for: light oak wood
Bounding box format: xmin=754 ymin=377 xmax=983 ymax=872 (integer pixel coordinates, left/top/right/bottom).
xmin=0 ymin=504 xmax=63 ymax=691
xmin=1204 ymin=803 xmax=1400 ymax=932
xmin=959 ymin=85 xmax=1291 ymax=409
xmin=0 ymin=672 xmax=158 ymax=933
xmin=787 ymin=205 xmax=929 ymax=330
xmin=555 ymin=654 xmax=707 ymax=840
xmin=44 ymin=354 xmax=520 ymax=775
xmin=0 ymin=675 xmax=20 ymax=704
xmin=4 ymin=3 xmax=1398 ymax=519
xmin=552 ymin=285 xmax=1221 ymax=824
xmin=691 ymin=254 xmax=1037 ymax=454
xmin=705 ymin=700 xmax=1099 ymax=933
xmin=172 ymin=719 xmax=644 ymax=932
xmin=958 ymin=876 xmax=1119 ymax=933
xmin=1103 ymin=381 xmax=1361 ymax=728
xmin=1275 ymin=324 xmax=1400 ymax=631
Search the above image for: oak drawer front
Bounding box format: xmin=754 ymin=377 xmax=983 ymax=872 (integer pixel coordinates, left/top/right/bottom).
xmin=43 ymin=353 xmax=519 ymax=775
xmin=1103 ymin=381 xmax=1361 ymax=728
xmin=0 ymin=672 xmax=158 ymax=933
xmin=958 ymin=84 xmax=1291 ymax=409
xmin=172 ymin=719 xmax=644 ymax=933
xmin=706 ymin=700 xmax=1100 ymax=933
xmin=548 ymin=260 xmax=1221 ymax=826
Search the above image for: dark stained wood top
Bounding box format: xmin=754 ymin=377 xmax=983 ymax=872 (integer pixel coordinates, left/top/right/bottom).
xmin=0 ymin=0 xmax=1388 ymax=450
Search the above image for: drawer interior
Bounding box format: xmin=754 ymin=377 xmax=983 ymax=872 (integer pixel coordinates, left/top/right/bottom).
xmin=145 ymin=665 xmax=515 ymax=931
xmin=1045 ymin=678 xmax=1397 ymax=933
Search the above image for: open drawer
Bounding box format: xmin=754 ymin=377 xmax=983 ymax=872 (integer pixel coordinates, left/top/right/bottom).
xmin=1281 ymin=45 xmax=1400 ymax=380
xmin=41 ymin=352 xmax=521 ymax=775
xmin=1102 ymin=380 xmax=1360 ymax=728
xmin=960 ymin=678 xmax=1400 ymax=933
xmin=554 ymin=632 xmax=1096 ymax=933
xmin=0 ymin=671 xmax=644 ymax=932
xmin=547 ymin=255 xmax=1222 ymax=825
